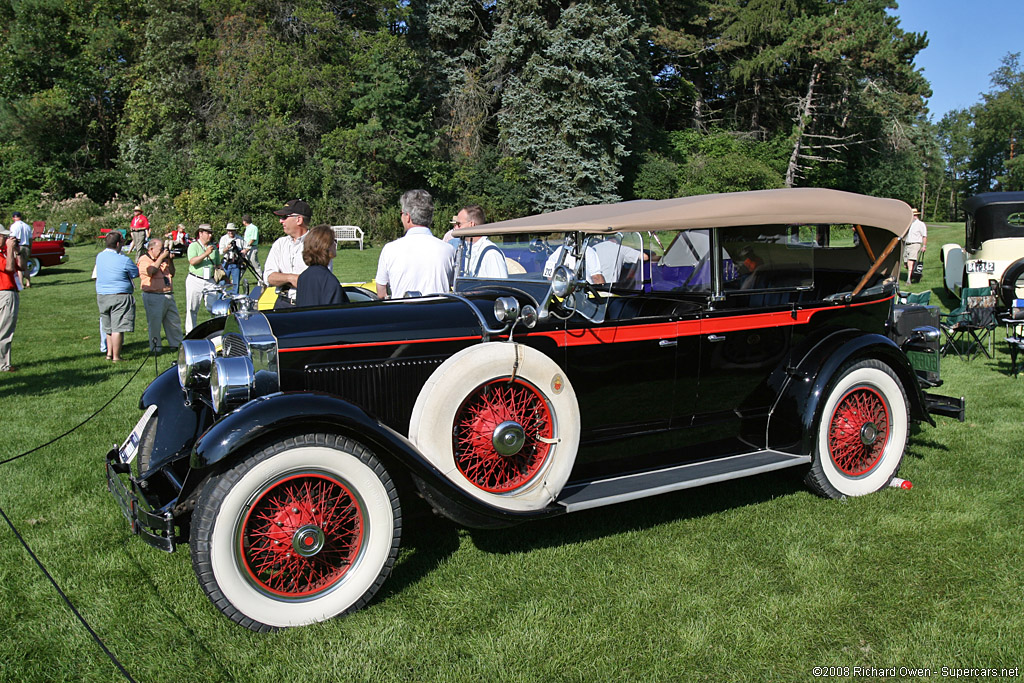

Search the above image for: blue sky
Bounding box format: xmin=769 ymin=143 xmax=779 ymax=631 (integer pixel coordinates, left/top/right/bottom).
xmin=892 ymin=0 xmax=1021 ymax=121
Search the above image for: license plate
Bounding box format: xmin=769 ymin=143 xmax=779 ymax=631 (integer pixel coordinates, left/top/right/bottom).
xmin=907 ymin=350 xmax=939 ymax=375
xmin=118 ymin=405 xmax=158 ymax=465
xmin=967 ymin=260 xmax=994 ymax=273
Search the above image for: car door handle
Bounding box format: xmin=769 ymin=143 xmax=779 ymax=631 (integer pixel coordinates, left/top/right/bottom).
xmin=658 ymin=339 xmax=677 ymax=347
xmin=707 ymin=334 xmax=726 ymax=342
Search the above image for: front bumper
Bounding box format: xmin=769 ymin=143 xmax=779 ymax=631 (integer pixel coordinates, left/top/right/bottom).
xmin=105 ymin=448 xmax=178 ymax=552
xmin=923 ymin=392 xmax=966 ymax=423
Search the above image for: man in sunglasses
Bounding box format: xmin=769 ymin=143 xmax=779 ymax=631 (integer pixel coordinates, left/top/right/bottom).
xmin=265 ymin=199 xmax=312 ymax=308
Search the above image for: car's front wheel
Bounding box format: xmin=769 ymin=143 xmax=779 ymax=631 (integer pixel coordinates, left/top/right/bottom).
xmin=190 ymin=434 xmax=401 ymax=631
xmin=805 ymin=359 xmax=909 ymax=499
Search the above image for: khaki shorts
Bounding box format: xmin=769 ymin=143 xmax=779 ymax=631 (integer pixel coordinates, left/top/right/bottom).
xmin=903 ymin=242 xmax=922 ymax=263
xmin=98 ymin=293 xmax=136 ymax=333
xmin=18 ymin=245 xmax=31 ymax=268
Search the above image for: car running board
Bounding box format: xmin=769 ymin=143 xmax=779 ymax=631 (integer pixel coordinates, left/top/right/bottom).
xmin=557 ymin=450 xmax=811 ymax=513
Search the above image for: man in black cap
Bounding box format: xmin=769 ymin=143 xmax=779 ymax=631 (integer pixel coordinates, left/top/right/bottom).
xmin=265 ymin=199 xmax=312 ymax=308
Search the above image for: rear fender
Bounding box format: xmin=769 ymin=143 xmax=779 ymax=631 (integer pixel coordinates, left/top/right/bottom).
xmin=941 ymin=244 xmax=965 ymax=296
xmin=189 ymin=392 xmax=558 ymax=527
xmin=769 ymin=332 xmax=931 ymax=455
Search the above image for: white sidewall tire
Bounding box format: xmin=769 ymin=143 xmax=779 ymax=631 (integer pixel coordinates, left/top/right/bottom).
xmin=813 ymin=361 xmax=908 ymax=498
xmin=200 ymin=442 xmax=398 ymax=629
xmin=409 ymin=343 xmax=580 ymax=512
xmin=27 ymin=257 xmax=40 ymax=278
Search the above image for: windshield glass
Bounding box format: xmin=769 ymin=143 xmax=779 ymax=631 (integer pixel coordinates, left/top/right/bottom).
xmin=454 ymin=232 xmax=566 ymax=282
xmin=455 ymin=231 xmax=651 ymax=291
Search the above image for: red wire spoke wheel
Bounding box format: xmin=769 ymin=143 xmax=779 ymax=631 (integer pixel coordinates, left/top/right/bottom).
xmin=240 ymin=472 xmax=364 ymax=598
xmin=409 ymin=343 xmax=580 ymax=512
xmin=826 ymin=387 xmax=890 ymax=477
xmin=805 ymin=359 xmax=909 ymax=499
xmin=191 ymin=435 xmax=401 ymax=631
xmin=453 ymin=379 xmax=554 ymax=493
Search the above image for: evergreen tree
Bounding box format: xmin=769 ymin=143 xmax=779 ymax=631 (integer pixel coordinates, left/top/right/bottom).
xmin=490 ymin=0 xmax=648 ymax=210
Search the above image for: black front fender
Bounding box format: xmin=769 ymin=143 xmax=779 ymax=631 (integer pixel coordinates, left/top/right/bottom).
xmin=190 ymin=392 xmax=561 ymax=527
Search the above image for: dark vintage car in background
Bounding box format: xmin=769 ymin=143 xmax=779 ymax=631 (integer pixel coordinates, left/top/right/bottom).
xmin=27 ymin=238 xmax=68 ymax=277
xmin=105 ymin=188 xmax=964 ymax=631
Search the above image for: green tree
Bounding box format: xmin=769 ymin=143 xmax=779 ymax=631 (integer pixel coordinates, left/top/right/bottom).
xmin=491 ymin=0 xmax=648 ymax=210
xmin=936 ymin=108 xmax=972 ymax=218
xmin=0 ymin=0 xmax=143 ymax=199
xmin=972 ymin=53 xmax=1024 ymax=192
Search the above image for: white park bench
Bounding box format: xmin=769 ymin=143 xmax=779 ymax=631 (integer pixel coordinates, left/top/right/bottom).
xmin=331 ymin=225 xmax=364 ymax=250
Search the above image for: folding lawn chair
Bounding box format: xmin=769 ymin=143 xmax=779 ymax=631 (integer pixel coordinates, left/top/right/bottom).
xmin=898 ymin=290 xmax=931 ymax=305
xmin=941 ymin=285 xmax=997 ymax=360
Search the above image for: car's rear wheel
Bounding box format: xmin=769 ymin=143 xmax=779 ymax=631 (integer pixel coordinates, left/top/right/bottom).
xmin=409 ymin=343 xmax=580 ymax=512
xmin=805 ymin=359 xmax=908 ymax=499
xmin=26 ymin=257 xmax=40 ymax=278
xmin=190 ymin=434 xmax=401 ymax=631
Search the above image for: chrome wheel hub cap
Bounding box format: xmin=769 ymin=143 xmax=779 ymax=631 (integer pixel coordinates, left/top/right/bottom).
xmin=492 ymin=420 xmax=526 ymax=457
xmin=292 ymin=524 xmax=326 ymax=557
xmin=860 ymin=423 xmax=879 ymax=446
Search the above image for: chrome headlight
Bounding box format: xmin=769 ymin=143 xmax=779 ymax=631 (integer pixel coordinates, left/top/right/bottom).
xmin=551 ymin=265 xmax=572 ymax=298
xmin=210 ymin=356 xmax=255 ymax=414
xmin=178 ymin=339 xmax=216 ymax=389
xmin=494 ymin=296 xmax=520 ymax=323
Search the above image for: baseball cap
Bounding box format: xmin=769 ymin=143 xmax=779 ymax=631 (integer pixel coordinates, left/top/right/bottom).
xmin=11 ymin=211 xmax=21 ymax=218
xmin=273 ymin=199 xmax=312 ymax=218
xmin=911 ymin=208 xmax=920 ymax=215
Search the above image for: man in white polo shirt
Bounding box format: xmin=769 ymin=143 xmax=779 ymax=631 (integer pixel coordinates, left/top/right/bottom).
xmin=375 ymin=190 xmax=454 ymax=298
xmin=904 ymin=208 xmax=927 ymax=285
xmin=264 ymin=199 xmax=312 ymax=308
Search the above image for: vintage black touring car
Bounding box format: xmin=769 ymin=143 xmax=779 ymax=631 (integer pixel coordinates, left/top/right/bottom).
xmin=105 ymin=188 xmax=964 ymax=631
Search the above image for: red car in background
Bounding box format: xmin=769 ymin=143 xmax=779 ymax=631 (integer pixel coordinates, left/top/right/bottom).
xmin=27 ymin=238 xmax=69 ymax=277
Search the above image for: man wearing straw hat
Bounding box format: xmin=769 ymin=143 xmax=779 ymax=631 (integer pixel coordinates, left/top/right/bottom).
xmin=904 ymin=208 xmax=927 ymax=285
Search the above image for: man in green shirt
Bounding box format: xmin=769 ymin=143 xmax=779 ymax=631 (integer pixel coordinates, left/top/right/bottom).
xmin=185 ymin=224 xmax=221 ymax=333
xmin=242 ymin=214 xmax=260 ymax=272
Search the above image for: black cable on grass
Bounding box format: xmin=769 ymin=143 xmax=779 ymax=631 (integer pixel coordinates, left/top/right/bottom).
xmin=0 ymin=503 xmax=138 ymax=683
xmin=0 ymin=351 xmax=157 ymax=680
xmin=0 ymin=354 xmax=149 ymax=468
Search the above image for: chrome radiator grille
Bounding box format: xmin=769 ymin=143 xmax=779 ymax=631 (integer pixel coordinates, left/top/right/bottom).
xmin=304 ymin=357 xmax=446 ymax=430
xmin=221 ymin=332 xmax=249 ymax=358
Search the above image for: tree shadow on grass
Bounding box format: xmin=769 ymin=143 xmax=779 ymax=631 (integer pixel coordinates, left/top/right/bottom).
xmin=0 ymin=342 xmax=162 ymax=401
xmin=28 ymin=275 xmax=95 ymax=287
xmin=467 ymin=469 xmax=806 ymax=557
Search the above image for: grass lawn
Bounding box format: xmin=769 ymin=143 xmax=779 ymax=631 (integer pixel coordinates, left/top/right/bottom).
xmin=2 ymin=227 xmax=1023 ymax=682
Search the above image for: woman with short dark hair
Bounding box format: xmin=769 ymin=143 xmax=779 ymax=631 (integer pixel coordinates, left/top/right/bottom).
xmin=296 ymin=225 xmax=347 ymax=307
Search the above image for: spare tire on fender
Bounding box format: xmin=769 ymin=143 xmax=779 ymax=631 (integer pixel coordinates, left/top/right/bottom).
xmin=409 ymin=342 xmax=580 ymax=512
xmin=999 ymin=258 xmax=1024 ymax=308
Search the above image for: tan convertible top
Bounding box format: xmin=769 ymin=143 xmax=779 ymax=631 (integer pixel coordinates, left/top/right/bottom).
xmin=454 ymin=188 xmax=913 ymax=238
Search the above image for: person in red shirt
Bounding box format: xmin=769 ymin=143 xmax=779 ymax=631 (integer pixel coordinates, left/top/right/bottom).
xmin=129 ymin=205 xmax=150 ymax=256
xmin=0 ymin=227 xmax=24 ymax=372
